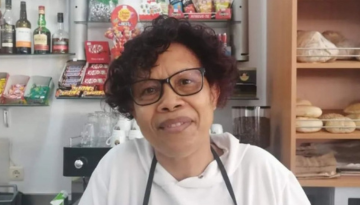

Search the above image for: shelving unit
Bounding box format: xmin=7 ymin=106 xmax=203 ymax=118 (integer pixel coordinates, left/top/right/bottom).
xmin=0 ymin=53 xmax=75 ymax=58
xmin=268 ymin=0 xmax=360 ymax=187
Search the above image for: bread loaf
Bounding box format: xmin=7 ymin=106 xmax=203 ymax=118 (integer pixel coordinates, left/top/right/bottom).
xmin=325 ymin=117 xmax=356 ymax=133
xmin=344 ymin=103 xmax=360 ymax=114
xmin=296 ymin=117 xmax=323 ymax=133
xmin=346 ymin=114 xmax=360 ymax=129
xmin=296 ymin=98 xmax=312 ymax=106
xmin=297 ymin=31 xmax=339 ymax=63
xmin=296 ymin=106 xmax=323 ymax=118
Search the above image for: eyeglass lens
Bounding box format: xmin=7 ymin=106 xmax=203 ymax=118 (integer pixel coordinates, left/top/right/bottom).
xmin=131 ymin=69 xmax=204 ymax=105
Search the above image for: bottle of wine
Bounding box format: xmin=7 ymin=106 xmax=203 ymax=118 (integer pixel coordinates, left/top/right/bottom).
xmin=1 ymin=0 xmax=16 ymax=54
xmin=52 ymin=13 xmax=69 ymax=54
xmin=34 ymin=6 xmax=51 ymax=54
xmin=16 ymin=1 xmax=31 ymax=54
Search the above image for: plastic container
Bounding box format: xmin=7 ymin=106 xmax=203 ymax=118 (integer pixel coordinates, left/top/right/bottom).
xmin=232 ymin=106 xmax=271 ymax=148
xmin=0 ymin=185 xmax=21 ymax=205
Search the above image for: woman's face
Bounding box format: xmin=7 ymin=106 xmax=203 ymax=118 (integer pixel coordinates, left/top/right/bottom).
xmin=132 ymin=43 xmax=219 ymax=158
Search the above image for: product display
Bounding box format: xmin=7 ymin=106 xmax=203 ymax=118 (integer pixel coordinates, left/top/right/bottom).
xmin=88 ymin=0 xmax=118 ymax=22
xmin=324 ymin=117 xmax=356 ymax=134
xmin=7 ymin=84 xmax=25 ymax=99
xmin=33 ymin=6 xmax=51 ymax=54
xmin=296 ymin=105 xmax=323 ymax=118
xmin=297 ymin=31 xmax=339 ymax=63
xmin=344 ymin=103 xmax=360 ymax=114
xmin=52 ymin=13 xmax=69 ymax=54
xmin=296 ymin=117 xmax=322 ymax=133
xmin=0 ymin=78 xmax=7 ymax=97
xmin=346 ymin=114 xmax=360 ymax=130
xmin=15 ymin=1 xmax=31 ymax=54
xmin=1 ymin=0 xmax=16 ymax=54
xmin=169 ymin=0 xmax=232 ymax=19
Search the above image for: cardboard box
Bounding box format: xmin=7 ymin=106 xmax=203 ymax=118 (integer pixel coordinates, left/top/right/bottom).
xmin=24 ymin=76 xmax=53 ymax=105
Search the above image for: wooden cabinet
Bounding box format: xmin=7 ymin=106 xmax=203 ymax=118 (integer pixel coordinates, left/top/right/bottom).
xmin=268 ymin=0 xmax=360 ymax=187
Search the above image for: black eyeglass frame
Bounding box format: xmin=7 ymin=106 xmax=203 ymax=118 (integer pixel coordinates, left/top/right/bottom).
xmin=128 ymin=67 xmax=206 ymax=106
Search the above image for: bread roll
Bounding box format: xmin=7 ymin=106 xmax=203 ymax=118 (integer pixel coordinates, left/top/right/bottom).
xmin=319 ymin=113 xmax=344 ymax=120
xmin=296 ymin=117 xmax=323 ymax=133
xmin=346 ymin=114 xmax=360 ymax=129
xmin=296 ymin=98 xmax=312 ymax=106
xmin=325 ymin=117 xmax=356 ymax=133
xmin=296 ymin=106 xmax=322 ymax=118
xmin=344 ymin=103 xmax=360 ymax=114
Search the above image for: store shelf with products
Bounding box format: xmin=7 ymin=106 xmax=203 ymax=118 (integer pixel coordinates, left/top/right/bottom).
xmin=0 ymin=53 xmax=75 ymax=58
xmin=268 ymin=0 xmax=360 ymax=187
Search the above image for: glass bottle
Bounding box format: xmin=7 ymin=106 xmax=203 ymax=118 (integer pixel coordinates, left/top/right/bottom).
xmin=15 ymin=1 xmax=31 ymax=54
xmin=52 ymin=13 xmax=69 ymax=54
xmin=1 ymin=0 xmax=16 ymax=54
xmin=33 ymin=6 xmax=51 ymax=54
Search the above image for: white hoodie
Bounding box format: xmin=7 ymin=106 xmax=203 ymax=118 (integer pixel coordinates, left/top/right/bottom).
xmin=79 ymin=133 xmax=311 ymax=205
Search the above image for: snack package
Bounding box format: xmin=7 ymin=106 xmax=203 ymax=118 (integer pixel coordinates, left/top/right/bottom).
xmin=7 ymin=84 xmax=25 ymax=99
xmin=170 ymin=0 xmax=183 ymax=12
xmin=83 ymin=90 xmax=105 ymax=97
xmin=29 ymin=84 xmax=49 ymax=100
xmin=88 ymin=0 xmax=118 ymax=21
xmin=85 ymin=69 xmax=108 ymax=78
xmin=183 ymin=0 xmax=196 ymax=13
xmin=214 ymin=0 xmax=230 ymax=11
xmin=56 ymin=90 xmax=81 ymax=98
xmin=192 ymin=0 xmax=213 ymax=13
xmin=0 ymin=78 xmax=6 ymax=97
xmin=71 ymin=85 xmax=95 ymax=92
xmin=82 ymin=78 xmax=106 ymax=85
xmin=157 ymin=0 xmax=169 ymax=15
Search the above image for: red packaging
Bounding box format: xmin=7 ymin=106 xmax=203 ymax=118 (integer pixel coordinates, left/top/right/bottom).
xmin=85 ymin=41 xmax=111 ymax=64
xmin=82 ymin=78 xmax=106 ymax=85
xmin=85 ymin=69 xmax=108 ymax=77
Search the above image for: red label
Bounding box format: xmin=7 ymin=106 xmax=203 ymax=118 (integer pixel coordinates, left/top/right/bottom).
xmin=111 ymin=5 xmax=138 ymax=30
xmin=53 ymin=45 xmax=68 ymax=51
xmin=34 ymin=45 xmax=49 ymax=50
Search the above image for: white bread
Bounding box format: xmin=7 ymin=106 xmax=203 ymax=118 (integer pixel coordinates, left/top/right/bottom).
xmin=344 ymin=103 xmax=360 ymax=114
xmin=325 ymin=117 xmax=356 ymax=133
xmin=296 ymin=98 xmax=312 ymax=106
xmin=346 ymin=114 xmax=360 ymax=130
xmin=296 ymin=105 xmax=323 ymax=118
xmin=296 ymin=117 xmax=323 ymax=133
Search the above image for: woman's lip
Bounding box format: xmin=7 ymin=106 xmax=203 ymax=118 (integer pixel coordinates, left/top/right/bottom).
xmin=158 ymin=116 xmax=193 ymax=133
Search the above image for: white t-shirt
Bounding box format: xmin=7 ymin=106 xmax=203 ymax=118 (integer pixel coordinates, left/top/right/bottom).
xmin=79 ymin=133 xmax=311 ymax=205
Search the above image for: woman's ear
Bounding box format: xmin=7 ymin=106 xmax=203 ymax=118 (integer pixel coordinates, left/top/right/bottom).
xmin=210 ymin=84 xmax=220 ymax=110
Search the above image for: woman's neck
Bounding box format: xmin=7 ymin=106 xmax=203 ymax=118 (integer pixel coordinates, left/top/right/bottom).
xmin=155 ymin=141 xmax=223 ymax=181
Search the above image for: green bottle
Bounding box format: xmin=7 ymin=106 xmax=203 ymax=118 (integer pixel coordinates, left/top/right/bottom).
xmin=33 ymin=6 xmax=51 ymax=54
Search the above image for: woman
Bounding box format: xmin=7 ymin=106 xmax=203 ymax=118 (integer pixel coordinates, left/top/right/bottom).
xmin=79 ymin=16 xmax=310 ymax=205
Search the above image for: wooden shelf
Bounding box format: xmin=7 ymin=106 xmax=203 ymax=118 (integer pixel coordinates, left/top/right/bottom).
xmin=297 ymin=60 xmax=360 ymax=69
xmin=297 ymin=130 xmax=360 ymax=140
xmin=299 ymin=176 xmax=360 ymax=187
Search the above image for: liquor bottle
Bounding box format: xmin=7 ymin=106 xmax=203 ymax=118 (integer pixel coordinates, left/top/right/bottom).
xmin=1 ymin=0 xmax=16 ymax=54
xmin=16 ymin=1 xmax=31 ymax=54
xmin=52 ymin=13 xmax=69 ymax=54
xmin=33 ymin=6 xmax=51 ymax=54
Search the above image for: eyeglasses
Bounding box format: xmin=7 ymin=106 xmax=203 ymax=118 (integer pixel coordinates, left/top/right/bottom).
xmin=129 ymin=68 xmax=206 ymax=106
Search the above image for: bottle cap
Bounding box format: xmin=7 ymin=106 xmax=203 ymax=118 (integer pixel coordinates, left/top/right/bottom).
xmin=57 ymin=13 xmax=64 ymax=23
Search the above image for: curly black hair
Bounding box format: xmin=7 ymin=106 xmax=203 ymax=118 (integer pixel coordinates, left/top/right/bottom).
xmin=105 ymin=16 xmax=238 ymax=119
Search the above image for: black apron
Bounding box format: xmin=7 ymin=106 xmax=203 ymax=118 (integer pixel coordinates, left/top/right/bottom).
xmin=142 ymin=147 xmax=238 ymax=205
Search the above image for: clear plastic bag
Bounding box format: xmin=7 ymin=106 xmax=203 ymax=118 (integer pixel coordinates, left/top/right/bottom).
xmin=88 ymin=0 xmax=118 ymax=22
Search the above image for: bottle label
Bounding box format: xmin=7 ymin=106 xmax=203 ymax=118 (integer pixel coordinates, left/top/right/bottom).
xmin=34 ymin=34 xmax=49 ymax=51
xmin=53 ymin=40 xmax=68 ymax=52
xmin=16 ymin=28 xmax=32 ymax=48
xmin=1 ymin=24 xmax=15 ymax=48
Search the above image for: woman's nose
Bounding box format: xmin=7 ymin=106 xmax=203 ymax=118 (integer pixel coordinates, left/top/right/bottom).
xmin=156 ymin=84 xmax=185 ymax=112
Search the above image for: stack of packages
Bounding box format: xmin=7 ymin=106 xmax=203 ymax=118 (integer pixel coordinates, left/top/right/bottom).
xmin=296 ymin=141 xmax=360 ymax=178
xmin=295 ymin=146 xmax=339 ymax=179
